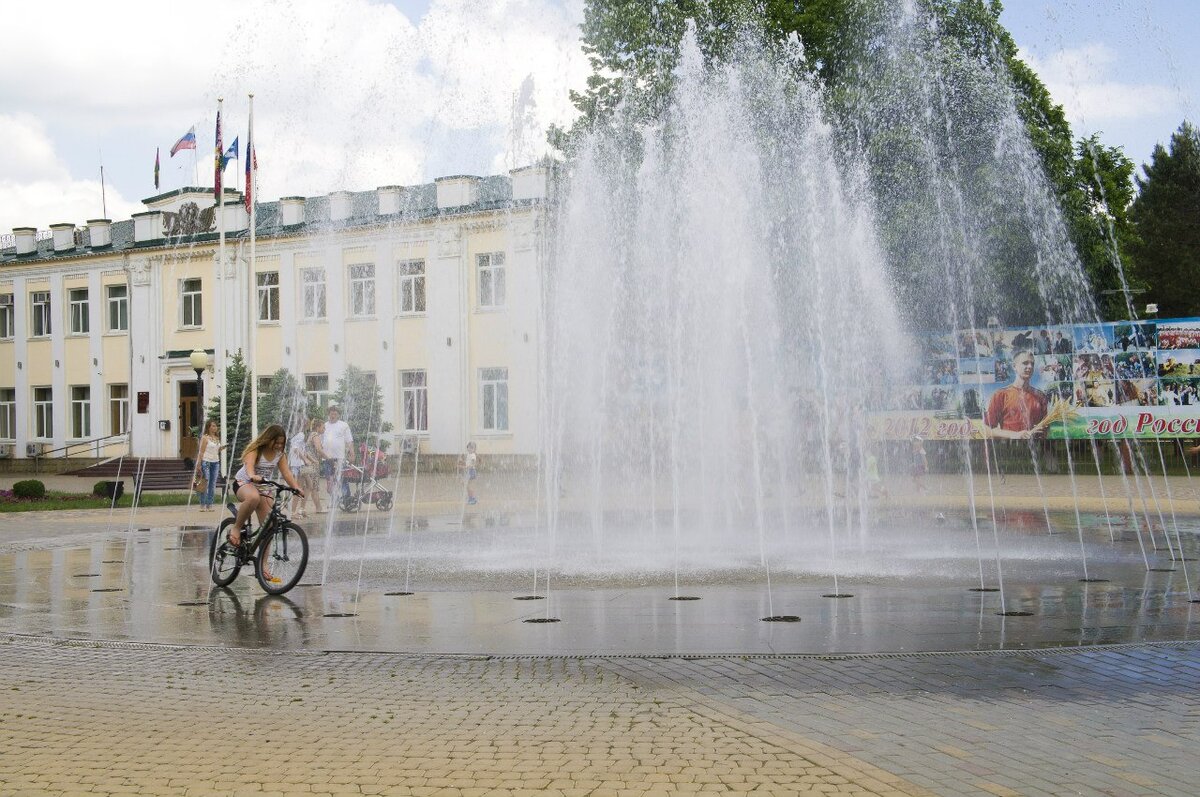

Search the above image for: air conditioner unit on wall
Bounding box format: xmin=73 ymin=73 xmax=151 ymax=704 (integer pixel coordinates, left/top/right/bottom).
xmin=0 ymin=444 xmax=11 ymax=458
xmin=25 ymin=442 xmax=43 ymax=457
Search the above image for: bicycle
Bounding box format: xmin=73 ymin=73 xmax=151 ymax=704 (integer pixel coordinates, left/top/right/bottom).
xmin=209 ymin=480 xmax=309 ymax=595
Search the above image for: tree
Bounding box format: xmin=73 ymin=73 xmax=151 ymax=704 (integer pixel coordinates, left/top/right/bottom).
xmin=1130 ymin=122 xmax=1200 ymax=318
xmin=1071 ymin=135 xmax=1139 ymax=320
xmin=257 ymin=367 xmax=308 ymax=433
xmin=561 ymin=0 xmax=1135 ymax=324
xmin=207 ymin=350 xmax=253 ymax=460
xmin=331 ymin=365 xmax=393 ymax=449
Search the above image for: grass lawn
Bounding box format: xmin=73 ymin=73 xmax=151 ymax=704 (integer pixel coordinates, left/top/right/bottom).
xmin=0 ymin=491 xmax=196 ymax=513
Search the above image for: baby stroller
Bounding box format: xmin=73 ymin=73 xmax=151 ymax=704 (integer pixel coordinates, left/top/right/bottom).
xmin=338 ymin=443 xmax=394 ymax=512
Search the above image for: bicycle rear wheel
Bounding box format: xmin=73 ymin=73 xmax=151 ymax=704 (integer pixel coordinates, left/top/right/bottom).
xmin=209 ymin=518 xmax=242 ymax=587
xmin=256 ymin=523 xmax=309 ymax=595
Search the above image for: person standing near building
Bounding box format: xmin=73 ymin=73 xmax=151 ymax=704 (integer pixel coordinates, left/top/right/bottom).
xmin=196 ymin=420 xmax=224 ymax=511
xmin=322 ymin=405 xmax=354 ymax=502
xmin=287 ymin=422 xmax=313 ymax=518
xmin=458 ymin=441 xmax=479 ymax=505
xmin=306 ymin=418 xmax=326 ymax=514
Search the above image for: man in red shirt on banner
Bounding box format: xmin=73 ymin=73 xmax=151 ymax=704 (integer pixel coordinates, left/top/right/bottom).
xmin=984 ymin=349 xmax=1048 ymax=440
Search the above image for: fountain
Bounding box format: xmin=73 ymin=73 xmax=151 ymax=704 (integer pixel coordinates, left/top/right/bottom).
xmin=3 ymin=5 xmax=1197 ymax=656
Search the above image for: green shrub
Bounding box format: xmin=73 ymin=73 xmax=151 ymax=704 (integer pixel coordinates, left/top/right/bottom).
xmin=93 ymin=481 xmax=109 ymax=497
xmin=12 ymin=480 xmax=46 ymax=499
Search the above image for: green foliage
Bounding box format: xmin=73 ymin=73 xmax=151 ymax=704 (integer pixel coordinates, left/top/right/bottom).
xmin=257 ymin=367 xmax=308 ymax=433
xmin=331 ymin=365 xmax=393 ymax=449
xmin=207 ymin=350 xmax=253 ymax=460
xmin=564 ymin=0 xmax=1137 ymax=324
xmin=1130 ymin=122 xmax=1200 ymax=318
xmin=12 ymin=480 xmax=46 ymax=499
xmin=92 ymin=480 xmax=109 ymax=497
xmin=1071 ymin=135 xmax=1139 ymax=319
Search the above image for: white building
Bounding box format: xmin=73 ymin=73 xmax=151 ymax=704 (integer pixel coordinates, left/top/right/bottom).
xmin=0 ymin=166 xmax=551 ymax=463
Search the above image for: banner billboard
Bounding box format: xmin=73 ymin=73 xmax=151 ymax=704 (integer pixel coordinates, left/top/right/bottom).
xmin=873 ymin=318 xmax=1200 ymax=440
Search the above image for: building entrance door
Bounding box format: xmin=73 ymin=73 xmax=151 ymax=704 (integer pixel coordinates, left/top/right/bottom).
xmin=179 ymin=382 xmax=201 ymax=460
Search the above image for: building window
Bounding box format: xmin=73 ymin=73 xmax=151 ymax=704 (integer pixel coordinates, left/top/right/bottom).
xmin=305 ymin=374 xmax=330 ymax=410
xmin=400 ymin=370 xmax=428 ymax=432
xmin=33 ymin=387 xmax=53 ymax=439
xmin=107 ymin=285 xmax=128 ymax=332
xmin=398 ymin=259 xmax=426 ymax=314
xmin=180 ymin=278 xmax=202 ymax=328
xmin=0 ymin=294 xmax=14 ymax=339
xmin=301 ymin=268 xmax=326 ymax=320
xmin=257 ymin=271 xmax=280 ymax=322
xmin=109 ymin=385 xmax=129 ymax=435
xmin=480 ymin=367 xmax=508 ymax=431
xmin=69 ymin=288 xmax=90 ymax=335
xmin=31 ymin=291 xmax=51 ymax=337
xmin=257 ymin=376 xmax=273 ymax=396
xmin=349 ymin=264 xmax=375 ymax=317
xmin=70 ymin=386 xmax=91 ymax=438
xmin=0 ymin=389 xmax=14 ymax=439
xmin=477 ymin=252 xmax=505 ymax=308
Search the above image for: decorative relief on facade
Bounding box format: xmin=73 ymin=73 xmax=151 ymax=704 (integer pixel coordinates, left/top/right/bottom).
xmin=128 ymin=257 xmax=153 ymax=286
xmin=435 ymin=226 xmax=462 ymax=258
xmin=511 ymin=220 xmax=535 ymax=252
xmin=162 ymin=202 xmax=216 ymax=237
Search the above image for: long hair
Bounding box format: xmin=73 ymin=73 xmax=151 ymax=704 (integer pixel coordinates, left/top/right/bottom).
xmin=242 ymin=424 xmax=287 ymax=461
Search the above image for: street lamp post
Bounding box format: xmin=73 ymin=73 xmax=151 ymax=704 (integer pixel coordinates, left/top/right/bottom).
xmin=189 ymin=348 xmax=208 ymax=435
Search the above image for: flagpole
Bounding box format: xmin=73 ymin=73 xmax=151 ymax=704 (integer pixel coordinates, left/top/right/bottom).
xmin=248 ymin=93 xmax=258 ymax=436
xmin=216 ymin=98 xmax=228 ymax=484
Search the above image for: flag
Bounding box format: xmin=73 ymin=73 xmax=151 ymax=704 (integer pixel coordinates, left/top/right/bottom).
xmin=214 ymin=110 xmax=223 ymax=201
xmin=244 ymin=125 xmax=255 ymax=213
xmin=169 ymin=126 xmax=196 ymax=157
xmin=154 ymin=148 xmax=160 ymax=190
xmin=220 ymin=137 xmax=239 ymax=171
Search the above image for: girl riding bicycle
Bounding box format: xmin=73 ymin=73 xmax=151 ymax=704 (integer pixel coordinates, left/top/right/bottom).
xmin=229 ymin=424 xmax=305 ymax=547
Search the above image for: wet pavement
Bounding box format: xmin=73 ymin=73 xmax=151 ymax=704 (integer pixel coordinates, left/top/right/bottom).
xmin=1 ymin=506 xmax=1197 ymax=656
xmin=3 ymin=494 xmax=1200 ymax=796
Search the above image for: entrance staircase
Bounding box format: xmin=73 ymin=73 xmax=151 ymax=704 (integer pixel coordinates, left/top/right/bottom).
xmin=66 ymin=458 xmax=225 ymax=492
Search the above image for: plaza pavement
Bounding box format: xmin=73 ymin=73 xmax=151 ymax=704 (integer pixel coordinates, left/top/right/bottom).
xmin=2 ymin=471 xmax=1199 ymax=795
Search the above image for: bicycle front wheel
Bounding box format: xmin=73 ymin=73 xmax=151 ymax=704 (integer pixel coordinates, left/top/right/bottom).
xmin=210 ymin=518 xmax=242 ymax=587
xmin=256 ymin=523 xmax=309 ymax=595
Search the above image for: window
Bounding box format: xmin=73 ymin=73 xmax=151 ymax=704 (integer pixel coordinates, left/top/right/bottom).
xmin=180 ymin=278 xmax=202 ymax=327
xmin=109 ymin=385 xmax=129 ymax=435
xmin=69 ymin=288 xmax=89 ymax=334
xmin=0 ymin=389 xmax=14 ymax=439
xmin=257 ymin=376 xmax=273 ymax=396
xmin=400 ymin=370 xmax=428 ymax=432
xmin=305 ymin=374 xmax=330 ymax=410
xmin=107 ymin=285 xmax=128 ymax=332
xmin=398 ymin=259 xmax=426 ymax=314
xmin=256 ymin=271 xmax=280 ymax=322
xmin=31 ymin=291 xmax=51 ymax=337
xmin=349 ymin=264 xmax=375 ymax=317
xmin=0 ymin=294 xmax=13 ymax=339
xmin=70 ymin=386 xmax=91 ymax=438
xmin=301 ymin=268 xmax=326 ymax=320
xmin=477 ymin=252 xmax=505 ymax=308
xmin=480 ymin=367 xmax=508 ymax=431
xmin=33 ymin=387 xmax=53 ymax=438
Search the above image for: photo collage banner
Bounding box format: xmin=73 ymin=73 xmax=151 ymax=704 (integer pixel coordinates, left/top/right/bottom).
xmin=871 ymin=318 xmax=1200 ymax=440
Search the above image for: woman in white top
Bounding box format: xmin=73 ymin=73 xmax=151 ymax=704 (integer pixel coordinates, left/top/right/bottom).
xmin=287 ymin=423 xmax=314 ymax=519
xmin=229 ymin=424 xmax=304 ymax=546
xmin=195 ymin=419 xmax=225 ymax=511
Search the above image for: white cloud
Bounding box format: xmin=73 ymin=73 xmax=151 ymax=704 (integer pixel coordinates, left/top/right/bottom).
xmin=1022 ymin=43 xmax=1176 ymax=130
xmin=0 ymin=0 xmax=590 ymax=230
xmin=0 ymin=114 xmax=141 ymax=230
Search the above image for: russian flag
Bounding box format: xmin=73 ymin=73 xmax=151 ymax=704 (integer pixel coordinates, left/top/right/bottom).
xmin=170 ymin=126 xmax=196 ymax=157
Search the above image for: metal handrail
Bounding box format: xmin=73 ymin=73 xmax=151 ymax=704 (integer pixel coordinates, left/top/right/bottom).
xmin=32 ymin=432 xmax=130 ymax=472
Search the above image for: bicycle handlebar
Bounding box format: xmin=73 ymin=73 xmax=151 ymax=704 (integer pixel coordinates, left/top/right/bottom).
xmin=257 ymin=479 xmax=301 ymax=494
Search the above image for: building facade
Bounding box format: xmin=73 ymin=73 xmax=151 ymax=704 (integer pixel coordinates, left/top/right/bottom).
xmin=0 ymin=166 xmax=550 ymax=463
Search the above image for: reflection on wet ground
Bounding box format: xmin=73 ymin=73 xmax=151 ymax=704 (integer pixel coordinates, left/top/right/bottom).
xmin=0 ymin=508 xmax=1197 ymax=655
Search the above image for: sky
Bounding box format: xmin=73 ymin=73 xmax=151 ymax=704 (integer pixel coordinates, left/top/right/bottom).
xmin=0 ymin=0 xmax=1195 ymax=233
